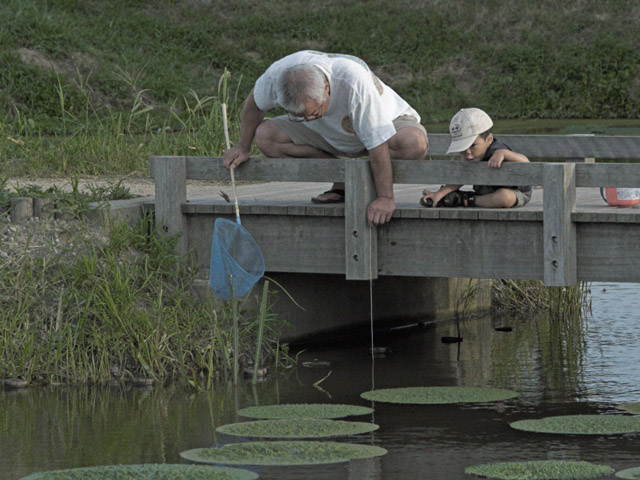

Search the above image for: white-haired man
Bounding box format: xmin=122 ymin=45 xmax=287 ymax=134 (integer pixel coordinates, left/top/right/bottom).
xmin=223 ymin=50 xmax=428 ymax=226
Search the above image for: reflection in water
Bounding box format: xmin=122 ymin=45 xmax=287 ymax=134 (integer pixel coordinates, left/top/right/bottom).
xmin=1 ymin=282 xmax=639 ymax=480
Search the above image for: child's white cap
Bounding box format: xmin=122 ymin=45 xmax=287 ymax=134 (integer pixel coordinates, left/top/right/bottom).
xmin=446 ymin=108 xmax=493 ymax=154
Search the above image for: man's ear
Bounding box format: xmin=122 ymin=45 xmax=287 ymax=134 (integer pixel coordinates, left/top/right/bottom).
xmin=486 ymin=132 xmax=494 ymax=143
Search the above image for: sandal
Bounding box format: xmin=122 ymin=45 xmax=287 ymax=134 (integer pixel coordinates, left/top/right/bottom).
xmin=311 ymin=188 xmax=345 ymax=204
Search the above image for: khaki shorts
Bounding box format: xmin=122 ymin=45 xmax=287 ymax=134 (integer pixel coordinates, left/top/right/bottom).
xmin=268 ymin=115 xmax=427 ymax=158
xmin=472 ymin=185 xmax=532 ymax=207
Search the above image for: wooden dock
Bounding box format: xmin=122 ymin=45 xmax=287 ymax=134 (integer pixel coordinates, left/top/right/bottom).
xmin=146 ymin=133 xmax=640 ymax=341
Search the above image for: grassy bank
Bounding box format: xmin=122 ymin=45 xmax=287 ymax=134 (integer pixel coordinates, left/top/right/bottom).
xmin=0 ymin=209 xmax=284 ymax=386
xmin=1 ymin=0 xmax=639 ymax=176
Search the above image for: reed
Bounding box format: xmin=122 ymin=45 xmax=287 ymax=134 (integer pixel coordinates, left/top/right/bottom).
xmin=0 ymin=213 xmax=284 ymax=386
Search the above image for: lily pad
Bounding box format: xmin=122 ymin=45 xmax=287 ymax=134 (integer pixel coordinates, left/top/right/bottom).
xmin=617 ymin=402 xmax=640 ymax=414
xmin=180 ymin=440 xmax=387 ymax=466
xmin=465 ymin=460 xmax=614 ymax=479
xmin=510 ymin=414 xmax=640 ymax=435
xmin=19 ymin=464 xmax=258 ymax=480
xmin=237 ymin=403 xmax=373 ymax=419
xmin=360 ymin=386 xmax=518 ymax=404
xmin=217 ymin=418 xmax=378 ymax=438
xmin=616 ymin=466 xmax=640 ymax=479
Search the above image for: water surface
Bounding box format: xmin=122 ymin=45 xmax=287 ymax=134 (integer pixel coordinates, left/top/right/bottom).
xmin=2 ymin=282 xmax=639 ymax=479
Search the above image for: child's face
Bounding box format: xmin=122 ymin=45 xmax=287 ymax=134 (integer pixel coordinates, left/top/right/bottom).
xmin=460 ymin=133 xmax=493 ymax=163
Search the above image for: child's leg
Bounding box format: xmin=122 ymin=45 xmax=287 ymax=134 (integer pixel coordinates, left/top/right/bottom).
xmin=474 ymin=188 xmax=518 ymax=208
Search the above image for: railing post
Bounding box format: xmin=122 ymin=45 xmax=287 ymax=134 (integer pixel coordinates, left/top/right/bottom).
xmin=543 ymin=163 xmax=577 ymax=286
xmin=153 ymin=156 xmax=188 ymax=256
xmin=345 ymin=159 xmax=378 ymax=280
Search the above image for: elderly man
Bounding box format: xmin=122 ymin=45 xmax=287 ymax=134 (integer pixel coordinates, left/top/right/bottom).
xmin=223 ymin=50 xmax=428 ymax=226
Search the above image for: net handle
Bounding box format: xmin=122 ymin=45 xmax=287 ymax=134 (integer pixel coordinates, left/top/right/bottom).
xmin=222 ymin=102 xmax=241 ymax=224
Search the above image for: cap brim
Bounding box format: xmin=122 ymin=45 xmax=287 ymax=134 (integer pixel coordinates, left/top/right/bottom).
xmin=446 ymin=135 xmax=475 ymax=154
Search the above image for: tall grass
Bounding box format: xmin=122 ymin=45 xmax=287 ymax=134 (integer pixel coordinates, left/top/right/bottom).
xmin=0 ymin=213 xmax=283 ymax=385
xmin=2 ymin=0 xmax=640 ymax=176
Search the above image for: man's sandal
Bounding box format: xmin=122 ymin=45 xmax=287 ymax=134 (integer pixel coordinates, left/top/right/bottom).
xmin=311 ymin=188 xmax=345 ymax=204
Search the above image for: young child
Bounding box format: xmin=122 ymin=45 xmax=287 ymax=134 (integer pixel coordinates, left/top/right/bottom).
xmin=420 ymin=108 xmax=531 ymax=208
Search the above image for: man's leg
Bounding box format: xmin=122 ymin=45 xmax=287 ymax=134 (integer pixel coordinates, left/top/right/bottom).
xmin=388 ymin=126 xmax=429 ymax=160
xmin=255 ymin=119 xmax=344 ymax=203
xmin=254 ymin=120 xmax=335 ymax=159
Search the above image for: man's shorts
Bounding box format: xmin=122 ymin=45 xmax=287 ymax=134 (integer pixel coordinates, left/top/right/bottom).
xmin=268 ymin=115 xmax=427 ymax=158
xmin=473 ymin=185 xmax=532 ymax=207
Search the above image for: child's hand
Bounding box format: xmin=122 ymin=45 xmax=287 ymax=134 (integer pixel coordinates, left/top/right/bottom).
xmin=420 ymin=190 xmax=441 ymax=207
xmin=487 ymin=151 xmax=506 ymax=168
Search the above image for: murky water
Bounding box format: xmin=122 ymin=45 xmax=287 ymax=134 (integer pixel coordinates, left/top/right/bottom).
xmin=2 ymin=282 xmax=639 ymax=480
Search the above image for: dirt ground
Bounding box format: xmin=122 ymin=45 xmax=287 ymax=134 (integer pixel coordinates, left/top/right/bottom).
xmin=6 ymin=175 xmax=226 ymax=198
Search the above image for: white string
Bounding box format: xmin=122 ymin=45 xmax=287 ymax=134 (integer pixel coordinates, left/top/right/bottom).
xmin=369 ymin=226 xmax=375 ymax=392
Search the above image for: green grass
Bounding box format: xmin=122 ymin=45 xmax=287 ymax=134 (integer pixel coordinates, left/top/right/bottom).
xmin=1 ymin=0 xmax=640 ymax=176
xmin=0 ymin=213 xmax=284 ymax=385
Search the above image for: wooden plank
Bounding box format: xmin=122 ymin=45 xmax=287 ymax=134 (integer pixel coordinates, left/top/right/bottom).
xmin=377 ymin=219 xmax=544 ymax=279
xmin=151 ymin=156 xmax=346 ymax=182
xmin=154 ymin=156 xmax=188 ymax=255
xmin=391 ymin=159 xmax=544 ymax=185
xmin=577 ymin=223 xmax=640 ymax=282
xmin=543 ymin=163 xmax=577 ymax=286
xmin=575 ymin=163 xmax=640 ymax=187
xmin=345 ymin=159 xmax=378 ymax=280
xmin=427 ymin=133 xmax=640 ymax=159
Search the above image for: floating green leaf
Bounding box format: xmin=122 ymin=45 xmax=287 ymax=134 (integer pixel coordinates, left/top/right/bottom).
xmin=19 ymin=464 xmax=258 ymax=480
xmin=360 ymin=386 xmax=517 ymax=404
xmin=216 ymin=418 xmax=378 ymax=438
xmin=510 ymin=415 xmax=640 ymax=435
xmin=617 ymin=402 xmax=640 ymax=415
xmin=237 ymin=403 xmax=373 ymax=419
xmin=180 ymin=441 xmax=387 ymax=466
xmin=465 ymin=460 xmax=614 ymax=479
xmin=616 ymin=466 xmax=640 ymax=479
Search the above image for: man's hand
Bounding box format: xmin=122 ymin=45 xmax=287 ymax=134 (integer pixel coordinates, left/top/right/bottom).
xmin=223 ymin=147 xmax=250 ymax=170
xmin=367 ymin=196 xmax=395 ymax=226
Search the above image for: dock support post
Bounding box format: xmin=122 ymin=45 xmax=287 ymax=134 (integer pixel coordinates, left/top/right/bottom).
xmin=152 ymin=156 xmax=188 ymax=256
xmin=543 ymin=163 xmax=577 ymax=286
xmin=345 ymin=159 xmax=378 ymax=280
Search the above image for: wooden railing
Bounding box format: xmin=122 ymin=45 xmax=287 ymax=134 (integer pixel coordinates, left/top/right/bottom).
xmin=150 ymin=134 xmax=640 ymax=287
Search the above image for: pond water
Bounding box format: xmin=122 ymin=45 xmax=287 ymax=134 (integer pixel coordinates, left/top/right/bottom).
xmin=2 ymin=282 xmax=639 ymax=480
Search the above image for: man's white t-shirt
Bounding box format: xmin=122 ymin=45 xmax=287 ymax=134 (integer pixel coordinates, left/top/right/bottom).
xmin=252 ymin=50 xmax=420 ymax=155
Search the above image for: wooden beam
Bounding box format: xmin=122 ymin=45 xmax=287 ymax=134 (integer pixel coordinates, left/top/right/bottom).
xmin=345 ymin=159 xmax=378 ymax=280
xmin=152 ymin=156 xmax=188 ymax=255
xmin=543 ymin=163 xmax=577 ymax=286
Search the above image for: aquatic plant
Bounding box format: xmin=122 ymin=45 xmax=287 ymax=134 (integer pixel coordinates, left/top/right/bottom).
xmin=237 ymin=403 xmax=374 ymax=419
xmin=616 ymin=466 xmax=640 ymax=479
xmin=19 ymin=464 xmax=258 ymax=480
xmin=180 ymin=441 xmax=387 ymax=466
xmin=510 ymin=414 xmax=640 ymax=435
xmin=617 ymin=402 xmax=640 ymax=414
xmin=360 ymin=386 xmax=518 ymax=404
xmin=216 ymin=418 xmax=378 ymax=438
xmin=465 ymin=460 xmax=614 ymax=479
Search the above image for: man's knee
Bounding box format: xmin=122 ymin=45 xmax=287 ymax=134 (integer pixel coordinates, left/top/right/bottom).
xmin=254 ymin=120 xmax=279 ymax=154
xmin=390 ymin=127 xmax=428 ymax=160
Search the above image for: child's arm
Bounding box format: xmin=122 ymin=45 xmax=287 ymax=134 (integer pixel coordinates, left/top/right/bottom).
xmin=421 ymin=184 xmax=463 ymax=207
xmin=487 ymin=149 xmax=529 ymax=168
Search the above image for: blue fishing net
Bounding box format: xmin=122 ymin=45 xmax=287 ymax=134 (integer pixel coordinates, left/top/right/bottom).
xmin=209 ymin=218 xmax=265 ymax=300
